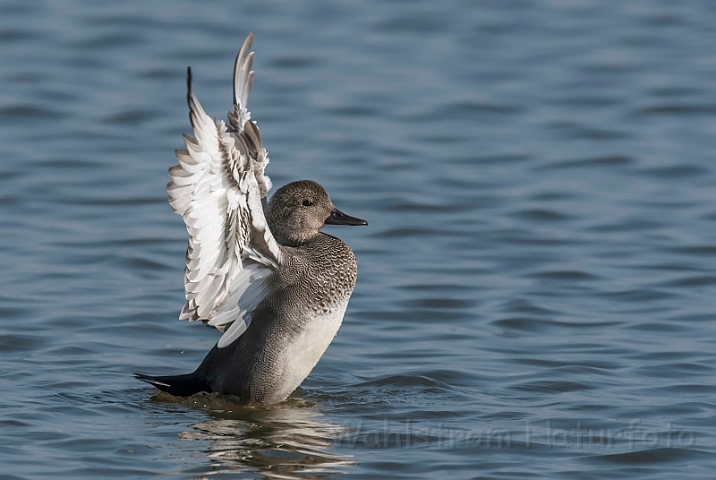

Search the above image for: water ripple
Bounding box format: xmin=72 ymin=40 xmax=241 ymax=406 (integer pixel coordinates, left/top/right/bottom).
xmin=2 ymin=1 xmax=716 ymax=479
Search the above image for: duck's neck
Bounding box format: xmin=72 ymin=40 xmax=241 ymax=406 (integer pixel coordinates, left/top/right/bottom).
xmin=272 ymin=229 xmax=322 ymax=248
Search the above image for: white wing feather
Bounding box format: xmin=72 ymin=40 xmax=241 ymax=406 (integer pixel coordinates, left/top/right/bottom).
xmin=168 ymin=34 xmax=282 ymax=348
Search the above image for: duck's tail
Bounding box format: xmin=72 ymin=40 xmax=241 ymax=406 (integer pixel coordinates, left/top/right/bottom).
xmin=134 ymin=372 xmax=209 ymax=397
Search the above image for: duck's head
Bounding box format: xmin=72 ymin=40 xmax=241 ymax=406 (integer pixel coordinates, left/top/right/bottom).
xmin=266 ymin=180 xmax=367 ymax=246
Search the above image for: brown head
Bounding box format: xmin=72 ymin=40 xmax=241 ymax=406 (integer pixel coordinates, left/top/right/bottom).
xmin=266 ymin=180 xmax=367 ymax=246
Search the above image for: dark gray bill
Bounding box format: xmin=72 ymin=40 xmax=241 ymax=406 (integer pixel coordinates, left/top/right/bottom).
xmin=325 ymin=208 xmax=368 ymax=226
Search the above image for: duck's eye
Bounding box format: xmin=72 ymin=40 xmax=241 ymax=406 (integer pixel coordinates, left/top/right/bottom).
xmin=302 ymin=199 xmax=313 ymax=207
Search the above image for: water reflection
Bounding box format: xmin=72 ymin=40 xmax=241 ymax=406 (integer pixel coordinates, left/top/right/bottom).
xmin=156 ymin=392 xmax=353 ymax=478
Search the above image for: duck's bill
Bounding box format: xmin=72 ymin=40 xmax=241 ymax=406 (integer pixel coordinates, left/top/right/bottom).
xmin=325 ymin=208 xmax=368 ymax=226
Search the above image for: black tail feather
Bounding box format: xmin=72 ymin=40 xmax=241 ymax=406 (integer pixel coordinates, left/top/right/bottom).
xmin=134 ymin=372 xmax=209 ymax=397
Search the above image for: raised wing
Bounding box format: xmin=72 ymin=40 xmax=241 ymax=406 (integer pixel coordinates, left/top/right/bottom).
xmin=228 ymin=33 xmax=272 ymax=202
xmin=168 ymin=35 xmax=282 ymax=348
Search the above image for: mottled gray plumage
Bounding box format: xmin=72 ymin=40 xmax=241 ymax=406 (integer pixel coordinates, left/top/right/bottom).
xmin=136 ymin=35 xmax=367 ymax=404
xmin=186 ymin=214 xmax=359 ymax=402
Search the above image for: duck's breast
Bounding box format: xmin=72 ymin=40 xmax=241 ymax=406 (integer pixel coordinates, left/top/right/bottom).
xmin=268 ymin=295 xmax=350 ymax=402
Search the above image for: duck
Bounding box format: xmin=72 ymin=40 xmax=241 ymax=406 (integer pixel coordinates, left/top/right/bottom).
xmin=136 ymin=34 xmax=366 ymax=404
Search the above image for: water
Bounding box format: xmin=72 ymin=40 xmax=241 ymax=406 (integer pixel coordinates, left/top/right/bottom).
xmin=1 ymin=1 xmax=715 ymax=478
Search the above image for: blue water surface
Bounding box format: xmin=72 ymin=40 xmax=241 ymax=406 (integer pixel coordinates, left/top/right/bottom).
xmin=1 ymin=1 xmax=715 ymax=478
